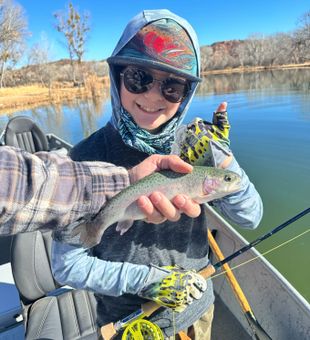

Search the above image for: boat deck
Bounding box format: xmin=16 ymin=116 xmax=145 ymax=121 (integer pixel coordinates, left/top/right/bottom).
xmin=213 ymin=295 xmax=251 ymax=339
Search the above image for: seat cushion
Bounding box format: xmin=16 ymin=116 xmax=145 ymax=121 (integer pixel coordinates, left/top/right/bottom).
xmin=25 ymin=290 xmax=98 ymax=340
xmin=4 ymin=116 xmax=49 ymax=153
xmin=11 ymin=231 xmax=58 ymax=305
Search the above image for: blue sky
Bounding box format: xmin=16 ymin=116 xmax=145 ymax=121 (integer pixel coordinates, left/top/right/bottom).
xmin=18 ymin=0 xmax=309 ymax=61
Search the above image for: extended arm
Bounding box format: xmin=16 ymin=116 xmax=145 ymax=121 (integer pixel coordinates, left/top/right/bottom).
xmin=0 ymin=146 xmax=129 ymax=236
xmin=52 ymin=240 xmax=206 ymax=311
xmin=51 ymin=240 xmax=149 ymax=296
xmin=0 ymin=147 xmax=202 ymax=238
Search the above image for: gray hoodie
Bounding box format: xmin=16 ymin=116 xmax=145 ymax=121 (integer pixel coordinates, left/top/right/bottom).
xmin=52 ymin=9 xmax=263 ymax=337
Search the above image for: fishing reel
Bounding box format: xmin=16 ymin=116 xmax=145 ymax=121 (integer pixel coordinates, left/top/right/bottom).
xmin=121 ymin=319 xmax=164 ymax=340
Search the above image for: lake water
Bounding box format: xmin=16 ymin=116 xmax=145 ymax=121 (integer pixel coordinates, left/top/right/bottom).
xmin=1 ymin=68 xmax=309 ymax=302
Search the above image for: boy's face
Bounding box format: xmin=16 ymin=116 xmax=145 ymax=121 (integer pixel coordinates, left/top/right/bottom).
xmin=120 ymin=67 xmax=188 ymax=133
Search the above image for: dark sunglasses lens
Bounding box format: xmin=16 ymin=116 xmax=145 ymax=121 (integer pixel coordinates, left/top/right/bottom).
xmin=123 ymin=68 xmax=153 ymax=93
xmin=161 ymin=79 xmax=189 ymax=103
xmin=122 ymin=67 xmax=190 ymax=103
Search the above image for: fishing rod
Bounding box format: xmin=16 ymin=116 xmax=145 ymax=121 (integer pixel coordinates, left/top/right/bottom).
xmin=207 ymin=229 xmax=271 ymax=340
xmin=101 ymin=207 xmax=310 ymax=340
xmin=210 ymin=206 xmax=310 ymax=272
xmin=203 ymin=206 xmax=309 ymax=340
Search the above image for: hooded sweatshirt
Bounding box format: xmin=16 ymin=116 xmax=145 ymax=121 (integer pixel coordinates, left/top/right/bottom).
xmin=52 ymin=9 xmax=263 ymax=337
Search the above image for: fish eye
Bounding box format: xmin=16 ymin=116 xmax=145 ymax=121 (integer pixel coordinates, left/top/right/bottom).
xmin=224 ymin=175 xmax=232 ymax=182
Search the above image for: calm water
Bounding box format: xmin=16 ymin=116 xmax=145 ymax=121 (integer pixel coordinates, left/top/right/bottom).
xmin=1 ymin=68 xmax=309 ymax=301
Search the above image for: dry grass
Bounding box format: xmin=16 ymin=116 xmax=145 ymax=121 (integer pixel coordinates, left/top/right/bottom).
xmin=0 ymin=75 xmax=110 ymax=115
xmin=1 ymin=62 xmax=309 ymax=115
xmin=202 ymin=62 xmax=310 ymax=75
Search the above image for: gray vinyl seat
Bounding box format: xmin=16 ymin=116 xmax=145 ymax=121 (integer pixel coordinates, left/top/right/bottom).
xmin=10 ymin=231 xmax=98 ymax=340
xmin=4 ymin=116 xmax=49 ymax=153
xmin=3 ymin=115 xmax=69 ymax=156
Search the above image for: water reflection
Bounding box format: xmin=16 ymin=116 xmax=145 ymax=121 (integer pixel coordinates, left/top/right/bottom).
xmin=30 ymin=104 xmax=65 ymax=136
xmin=0 ymin=96 xmax=110 ymax=145
xmin=197 ymin=68 xmax=310 ymax=95
xmin=0 ymin=68 xmax=309 ymax=142
xmin=196 ymin=69 xmax=310 ymax=120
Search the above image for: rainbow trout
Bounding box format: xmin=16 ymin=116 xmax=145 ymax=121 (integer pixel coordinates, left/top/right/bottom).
xmin=73 ymin=166 xmax=241 ymax=248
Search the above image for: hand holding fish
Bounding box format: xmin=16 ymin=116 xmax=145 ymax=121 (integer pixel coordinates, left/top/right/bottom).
xmin=173 ymin=102 xmax=233 ymax=168
xmin=128 ymin=154 xmax=194 ymax=183
xmin=129 ymin=154 xmax=202 ymax=224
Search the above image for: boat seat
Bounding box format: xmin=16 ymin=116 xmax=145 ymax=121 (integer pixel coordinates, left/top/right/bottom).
xmin=4 ymin=116 xmax=49 ymax=153
xmin=10 ymin=231 xmax=98 ymax=340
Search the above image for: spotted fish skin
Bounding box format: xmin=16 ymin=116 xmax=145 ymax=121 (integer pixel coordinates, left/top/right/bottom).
xmin=73 ymin=166 xmax=241 ymax=248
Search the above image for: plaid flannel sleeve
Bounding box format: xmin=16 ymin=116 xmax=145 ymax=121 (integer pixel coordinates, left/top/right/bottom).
xmin=0 ymin=146 xmax=129 ymax=236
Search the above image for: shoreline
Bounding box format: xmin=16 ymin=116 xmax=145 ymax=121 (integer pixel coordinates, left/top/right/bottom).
xmin=1 ymin=63 xmax=309 ymax=115
xmin=201 ymin=62 xmax=310 ymax=75
xmin=0 ymin=77 xmax=109 ymax=115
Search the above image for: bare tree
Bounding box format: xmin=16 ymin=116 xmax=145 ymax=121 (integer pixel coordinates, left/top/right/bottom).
xmin=243 ymin=34 xmax=268 ymax=66
xmin=292 ymin=10 xmax=310 ymax=62
xmin=200 ymin=45 xmax=213 ymax=72
xmin=199 ymin=9 xmax=310 ymax=72
xmin=54 ymin=2 xmax=90 ymax=84
xmin=0 ymin=0 xmax=28 ymax=87
xmin=27 ymin=33 xmax=55 ymax=87
xmin=234 ymin=41 xmax=247 ymax=67
xmin=267 ymin=33 xmax=294 ymax=65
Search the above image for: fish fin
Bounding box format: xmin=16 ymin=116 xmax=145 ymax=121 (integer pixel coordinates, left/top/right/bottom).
xmin=195 ymin=191 xmax=231 ymax=204
xmin=194 ymin=197 xmax=212 ymax=204
xmin=116 ymin=220 xmax=134 ymax=235
xmin=71 ymin=223 xmax=102 ymax=249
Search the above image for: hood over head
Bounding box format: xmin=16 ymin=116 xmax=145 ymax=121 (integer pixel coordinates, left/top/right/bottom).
xmin=108 ymin=9 xmax=201 ymax=155
xmin=107 ymin=17 xmax=200 ymax=82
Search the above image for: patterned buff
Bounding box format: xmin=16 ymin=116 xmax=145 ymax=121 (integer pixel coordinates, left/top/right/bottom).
xmin=118 ymin=108 xmax=180 ymax=155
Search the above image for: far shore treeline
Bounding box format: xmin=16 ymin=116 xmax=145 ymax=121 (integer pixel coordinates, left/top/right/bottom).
xmin=0 ymin=1 xmax=309 ymax=89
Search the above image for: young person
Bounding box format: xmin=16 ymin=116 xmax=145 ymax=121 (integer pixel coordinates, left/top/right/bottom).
xmin=0 ymin=146 xmax=198 ymax=236
xmin=52 ymin=9 xmax=263 ymax=339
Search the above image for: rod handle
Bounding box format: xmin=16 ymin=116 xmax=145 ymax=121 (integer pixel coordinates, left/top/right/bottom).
xmin=199 ymin=264 xmax=216 ymax=279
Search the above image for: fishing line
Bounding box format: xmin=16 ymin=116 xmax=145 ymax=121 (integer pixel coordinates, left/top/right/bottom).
xmin=211 ymin=228 xmax=310 ymax=280
xmin=102 ymin=209 xmax=309 ymax=340
xmin=120 ymin=230 xmax=309 ymax=340
xmin=172 ymin=311 xmax=176 ymax=338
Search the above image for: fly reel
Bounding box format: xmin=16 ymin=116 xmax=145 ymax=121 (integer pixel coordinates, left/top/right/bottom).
xmin=121 ymin=319 xmax=164 ymax=340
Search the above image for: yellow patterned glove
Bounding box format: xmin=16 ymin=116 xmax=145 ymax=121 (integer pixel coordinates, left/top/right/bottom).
xmin=173 ymin=110 xmax=231 ymax=166
xmin=139 ymin=265 xmax=207 ymax=313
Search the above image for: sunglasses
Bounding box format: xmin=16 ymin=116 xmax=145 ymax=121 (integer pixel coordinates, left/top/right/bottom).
xmin=120 ymin=67 xmax=191 ymax=103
